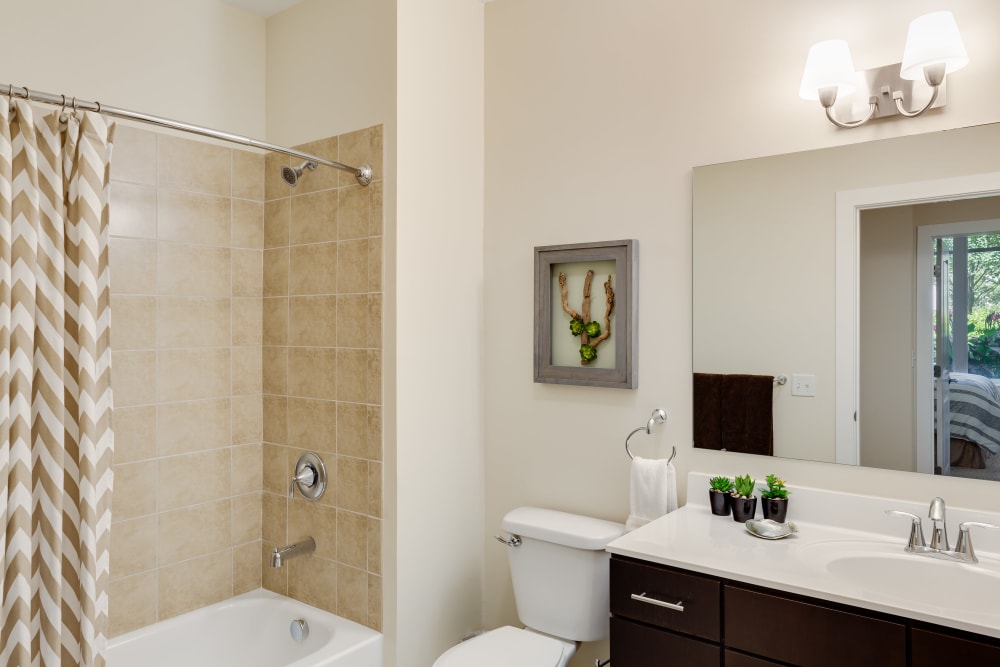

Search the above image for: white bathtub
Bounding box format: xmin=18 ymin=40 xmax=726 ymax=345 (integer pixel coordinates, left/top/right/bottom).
xmin=106 ymin=589 xmax=382 ymax=667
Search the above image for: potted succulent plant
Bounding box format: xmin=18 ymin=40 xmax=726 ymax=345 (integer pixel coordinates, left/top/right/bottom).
xmin=708 ymin=476 xmax=734 ymax=516
xmin=760 ymin=474 xmax=790 ymax=523
xmin=730 ymin=474 xmax=757 ymax=522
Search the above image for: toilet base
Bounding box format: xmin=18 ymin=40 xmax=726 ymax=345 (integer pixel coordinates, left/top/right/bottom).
xmin=432 ymin=625 xmax=577 ymax=667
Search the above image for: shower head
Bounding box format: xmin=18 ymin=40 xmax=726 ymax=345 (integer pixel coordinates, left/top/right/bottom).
xmin=281 ymin=160 xmax=317 ymax=187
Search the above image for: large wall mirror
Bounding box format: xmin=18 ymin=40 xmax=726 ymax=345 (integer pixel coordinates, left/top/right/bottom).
xmin=693 ymin=122 xmax=1000 ymax=481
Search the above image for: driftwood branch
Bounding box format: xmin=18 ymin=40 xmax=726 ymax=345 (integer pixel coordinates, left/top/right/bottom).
xmin=558 ymin=272 xmax=581 ymax=320
xmin=589 ymin=275 xmax=615 ymax=347
xmin=580 ymin=269 xmax=594 ymax=345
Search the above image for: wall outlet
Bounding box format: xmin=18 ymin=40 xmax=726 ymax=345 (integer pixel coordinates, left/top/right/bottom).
xmin=791 ymin=374 xmax=816 ymax=397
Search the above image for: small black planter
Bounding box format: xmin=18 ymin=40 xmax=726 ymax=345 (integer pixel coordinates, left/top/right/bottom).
xmin=730 ymin=495 xmax=757 ymax=522
xmin=762 ymin=497 xmax=788 ymax=523
xmin=709 ymin=489 xmax=731 ymax=516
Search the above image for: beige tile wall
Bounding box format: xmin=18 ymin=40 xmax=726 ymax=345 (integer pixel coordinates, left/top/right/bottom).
xmin=107 ymin=123 xmax=383 ymax=637
xmin=260 ymin=126 xmax=384 ymax=632
xmin=108 ymin=126 xmax=265 ymax=636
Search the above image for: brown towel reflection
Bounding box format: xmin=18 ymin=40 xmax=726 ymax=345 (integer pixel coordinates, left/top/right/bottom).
xmin=693 ymin=373 xmax=723 ymax=450
xmin=694 ymin=373 xmax=774 ymax=456
xmin=721 ymin=374 xmax=774 ymax=455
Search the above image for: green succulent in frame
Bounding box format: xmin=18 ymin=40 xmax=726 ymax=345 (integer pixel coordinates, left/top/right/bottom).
xmin=569 ymin=317 xmax=585 ymax=336
xmin=709 ymin=476 xmax=734 ymax=493
xmin=579 ymin=344 xmax=597 ymax=362
xmin=732 ymin=474 xmax=756 ymax=498
xmin=584 ymin=320 xmax=602 ymax=337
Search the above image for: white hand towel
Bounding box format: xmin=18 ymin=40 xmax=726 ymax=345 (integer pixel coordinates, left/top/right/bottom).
xmin=626 ymin=456 xmax=678 ymax=532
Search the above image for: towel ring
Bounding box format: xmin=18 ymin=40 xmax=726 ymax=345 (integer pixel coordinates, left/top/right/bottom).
xmin=625 ymin=409 xmax=676 ymax=463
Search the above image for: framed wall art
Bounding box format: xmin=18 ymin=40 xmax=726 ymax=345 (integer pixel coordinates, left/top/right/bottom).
xmin=533 ymin=239 xmax=638 ymax=389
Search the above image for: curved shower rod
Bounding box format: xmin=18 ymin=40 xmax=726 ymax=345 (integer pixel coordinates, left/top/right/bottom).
xmin=1 ymin=83 xmax=373 ymax=186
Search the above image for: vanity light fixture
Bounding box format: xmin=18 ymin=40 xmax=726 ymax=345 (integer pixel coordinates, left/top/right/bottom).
xmin=800 ymin=10 xmax=968 ymax=129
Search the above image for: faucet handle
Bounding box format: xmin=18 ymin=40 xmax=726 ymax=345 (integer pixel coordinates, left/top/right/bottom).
xmin=955 ymin=521 xmax=999 ymax=563
xmin=885 ymin=510 xmax=927 ymax=550
xmin=289 ymin=466 xmax=317 ymax=498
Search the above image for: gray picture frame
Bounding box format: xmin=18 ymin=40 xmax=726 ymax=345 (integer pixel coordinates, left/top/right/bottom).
xmin=533 ymin=239 xmax=638 ymax=389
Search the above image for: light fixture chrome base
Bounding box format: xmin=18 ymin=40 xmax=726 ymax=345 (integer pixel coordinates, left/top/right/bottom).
xmin=827 ymin=62 xmax=947 ymax=126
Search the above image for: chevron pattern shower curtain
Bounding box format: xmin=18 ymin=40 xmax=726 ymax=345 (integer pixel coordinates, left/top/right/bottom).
xmin=0 ymin=99 xmax=114 ymax=666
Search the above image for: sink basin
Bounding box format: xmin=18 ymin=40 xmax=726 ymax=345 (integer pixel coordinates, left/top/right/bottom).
xmin=798 ymin=540 xmax=1000 ymax=615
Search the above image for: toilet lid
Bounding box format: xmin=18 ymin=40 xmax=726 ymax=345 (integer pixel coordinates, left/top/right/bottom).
xmin=434 ymin=626 xmax=568 ymax=667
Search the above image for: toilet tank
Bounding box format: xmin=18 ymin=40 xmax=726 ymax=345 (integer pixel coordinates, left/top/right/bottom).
xmin=501 ymin=507 xmax=626 ymax=642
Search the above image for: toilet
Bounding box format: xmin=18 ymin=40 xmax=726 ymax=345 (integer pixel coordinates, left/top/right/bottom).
xmin=433 ymin=507 xmax=626 ymax=667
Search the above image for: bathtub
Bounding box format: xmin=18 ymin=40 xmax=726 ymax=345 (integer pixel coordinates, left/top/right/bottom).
xmin=106 ymin=589 xmax=382 ymax=667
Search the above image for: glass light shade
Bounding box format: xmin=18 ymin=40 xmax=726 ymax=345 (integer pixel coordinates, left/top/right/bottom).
xmin=799 ymin=40 xmax=857 ymax=101
xmin=900 ymin=11 xmax=969 ymax=80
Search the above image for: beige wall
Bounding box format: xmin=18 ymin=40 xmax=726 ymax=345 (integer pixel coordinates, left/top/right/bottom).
xmin=693 ymin=152 xmax=842 ymax=463
xmin=860 ymin=205 xmax=917 ymax=471
xmin=107 ymin=126 xmax=265 ymax=636
xmin=484 ymin=3 xmax=1000 ymax=666
xmin=259 ymin=126 xmax=384 ymax=630
xmin=392 ymin=2 xmax=486 ymax=665
xmin=264 ymin=0 xmax=395 ymax=147
xmin=3 ymin=0 xmax=266 ymax=136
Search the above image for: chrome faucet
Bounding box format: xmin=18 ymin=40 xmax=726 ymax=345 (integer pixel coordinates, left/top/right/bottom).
xmin=928 ymin=496 xmax=949 ymax=551
xmin=886 ymin=498 xmax=998 ymax=564
xmin=270 ymin=537 xmax=316 ymax=568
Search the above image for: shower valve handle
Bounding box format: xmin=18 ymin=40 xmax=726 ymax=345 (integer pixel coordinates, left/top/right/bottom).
xmin=289 ymin=465 xmax=317 ymax=498
xmin=288 ymin=451 xmax=327 ymax=501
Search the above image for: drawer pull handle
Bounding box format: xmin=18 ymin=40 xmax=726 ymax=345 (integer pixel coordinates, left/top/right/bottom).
xmin=630 ymin=592 xmax=684 ymax=612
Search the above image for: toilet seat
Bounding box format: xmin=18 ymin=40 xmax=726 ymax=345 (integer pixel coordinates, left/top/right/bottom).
xmin=433 ymin=626 xmax=573 ymax=667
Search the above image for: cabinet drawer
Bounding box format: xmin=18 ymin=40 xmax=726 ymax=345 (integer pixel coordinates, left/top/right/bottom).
xmin=611 ymin=617 xmax=720 ymax=667
xmin=724 ymin=586 xmax=906 ymax=667
xmin=610 ymin=557 xmax=720 ymax=641
xmin=911 ymin=628 xmax=1000 ymax=664
xmin=724 ymin=650 xmax=783 ymax=667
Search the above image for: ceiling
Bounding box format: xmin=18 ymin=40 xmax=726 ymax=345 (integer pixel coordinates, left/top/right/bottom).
xmin=221 ymin=0 xmax=305 ymax=18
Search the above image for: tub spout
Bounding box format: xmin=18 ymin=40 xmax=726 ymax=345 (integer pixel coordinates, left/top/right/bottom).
xmin=270 ymin=537 xmax=315 ymax=568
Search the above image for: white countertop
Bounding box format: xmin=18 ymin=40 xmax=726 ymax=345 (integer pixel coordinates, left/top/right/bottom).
xmin=606 ymin=472 xmax=1000 ymax=639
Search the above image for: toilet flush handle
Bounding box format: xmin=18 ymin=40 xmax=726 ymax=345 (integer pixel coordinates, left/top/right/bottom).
xmin=494 ymin=534 xmax=522 ymax=547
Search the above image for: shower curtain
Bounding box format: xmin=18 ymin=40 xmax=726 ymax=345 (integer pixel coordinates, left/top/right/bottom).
xmin=0 ymin=99 xmax=114 ymax=666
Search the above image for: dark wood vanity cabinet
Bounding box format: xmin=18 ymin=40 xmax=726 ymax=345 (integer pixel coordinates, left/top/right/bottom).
xmin=910 ymin=627 xmax=1000 ymax=665
xmin=610 ymin=557 xmax=720 ymax=641
xmin=609 ymin=558 xmax=721 ymax=666
xmin=610 ymin=555 xmax=1000 ymax=666
xmin=610 ymin=617 xmax=719 ymax=667
xmin=724 ymin=586 xmax=905 ymax=666
xmin=722 ymin=651 xmax=782 ymax=667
